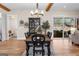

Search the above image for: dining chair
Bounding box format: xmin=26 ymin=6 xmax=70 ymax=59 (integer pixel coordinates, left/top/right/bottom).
xmin=32 ymin=34 xmax=45 ymax=56
xmin=47 ymin=32 xmax=52 ymax=39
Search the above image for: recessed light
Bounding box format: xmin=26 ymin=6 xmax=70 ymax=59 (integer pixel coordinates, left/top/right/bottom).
xmin=64 ymin=5 xmax=66 ymax=8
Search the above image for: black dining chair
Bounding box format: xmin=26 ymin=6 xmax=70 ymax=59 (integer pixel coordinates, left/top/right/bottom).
xmin=47 ymin=32 xmax=52 ymax=39
xmin=32 ymin=34 xmax=45 ymax=56
xmin=24 ymin=32 xmax=30 ymax=38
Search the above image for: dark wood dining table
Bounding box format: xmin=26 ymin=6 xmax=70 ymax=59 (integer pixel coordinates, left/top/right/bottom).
xmin=25 ymin=35 xmax=52 ymax=56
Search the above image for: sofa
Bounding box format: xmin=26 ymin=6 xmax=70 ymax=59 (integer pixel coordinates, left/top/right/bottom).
xmin=70 ymin=30 xmax=79 ymax=45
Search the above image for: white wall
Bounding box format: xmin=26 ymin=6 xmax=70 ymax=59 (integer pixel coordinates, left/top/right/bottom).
xmin=0 ymin=12 xmax=2 ymax=41
xmin=0 ymin=11 xmax=7 ymax=41
xmin=7 ymin=14 xmax=18 ymax=40
xmin=6 ymin=10 xmax=79 ymax=40
xmin=2 ymin=13 xmax=7 ymax=41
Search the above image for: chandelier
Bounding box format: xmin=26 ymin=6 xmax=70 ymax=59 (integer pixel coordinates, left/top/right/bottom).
xmin=30 ymin=3 xmax=44 ymax=16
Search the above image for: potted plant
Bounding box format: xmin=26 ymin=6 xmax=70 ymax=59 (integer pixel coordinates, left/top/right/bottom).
xmin=42 ymin=20 xmax=50 ymax=35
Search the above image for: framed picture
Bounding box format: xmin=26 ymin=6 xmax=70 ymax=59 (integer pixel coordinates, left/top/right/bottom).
xmin=29 ymin=17 xmax=40 ymax=35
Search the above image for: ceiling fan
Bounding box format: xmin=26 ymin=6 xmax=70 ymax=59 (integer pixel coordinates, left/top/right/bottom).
xmin=45 ymin=3 xmax=53 ymax=12
xmin=0 ymin=4 xmax=11 ymax=12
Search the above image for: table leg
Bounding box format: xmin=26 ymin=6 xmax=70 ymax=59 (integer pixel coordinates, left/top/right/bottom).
xmin=26 ymin=42 xmax=29 ymax=56
xmin=26 ymin=46 xmax=29 ymax=56
xmin=48 ymin=42 xmax=51 ymax=56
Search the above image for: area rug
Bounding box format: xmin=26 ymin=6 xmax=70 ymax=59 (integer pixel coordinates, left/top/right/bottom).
xmin=28 ymin=46 xmax=55 ymax=56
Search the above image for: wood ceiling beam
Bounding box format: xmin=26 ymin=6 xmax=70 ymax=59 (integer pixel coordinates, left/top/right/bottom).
xmin=0 ymin=4 xmax=11 ymax=12
xmin=46 ymin=3 xmax=53 ymax=12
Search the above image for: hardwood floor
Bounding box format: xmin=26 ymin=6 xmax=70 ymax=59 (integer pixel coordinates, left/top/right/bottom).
xmin=51 ymin=38 xmax=79 ymax=56
xmin=0 ymin=38 xmax=79 ymax=56
xmin=0 ymin=40 xmax=26 ymax=56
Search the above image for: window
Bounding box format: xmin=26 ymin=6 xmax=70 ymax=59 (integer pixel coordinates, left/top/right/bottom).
xmin=64 ymin=17 xmax=75 ymax=27
xmin=54 ymin=17 xmax=63 ymax=27
xmin=53 ymin=17 xmax=76 ymax=38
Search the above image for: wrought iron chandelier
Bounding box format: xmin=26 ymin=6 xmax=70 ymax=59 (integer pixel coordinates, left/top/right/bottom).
xmin=30 ymin=3 xmax=44 ymax=16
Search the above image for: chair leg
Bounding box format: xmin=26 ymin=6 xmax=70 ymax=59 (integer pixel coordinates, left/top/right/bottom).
xmin=42 ymin=50 xmax=44 ymax=56
xmin=33 ymin=50 xmax=35 ymax=56
xmin=33 ymin=47 xmax=35 ymax=56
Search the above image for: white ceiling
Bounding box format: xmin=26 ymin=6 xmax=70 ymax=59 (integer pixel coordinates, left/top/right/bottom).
xmin=2 ymin=3 xmax=79 ymax=12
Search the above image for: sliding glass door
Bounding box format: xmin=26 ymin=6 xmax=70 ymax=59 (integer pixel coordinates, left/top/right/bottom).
xmin=53 ymin=17 xmax=63 ymax=38
xmin=53 ymin=17 xmax=76 ymax=38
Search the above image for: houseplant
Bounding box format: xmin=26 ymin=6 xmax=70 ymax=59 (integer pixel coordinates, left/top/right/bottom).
xmin=42 ymin=20 xmax=50 ymax=35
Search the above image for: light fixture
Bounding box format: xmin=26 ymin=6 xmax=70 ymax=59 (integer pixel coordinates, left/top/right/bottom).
xmin=64 ymin=5 xmax=66 ymax=8
xmin=30 ymin=3 xmax=44 ymax=16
